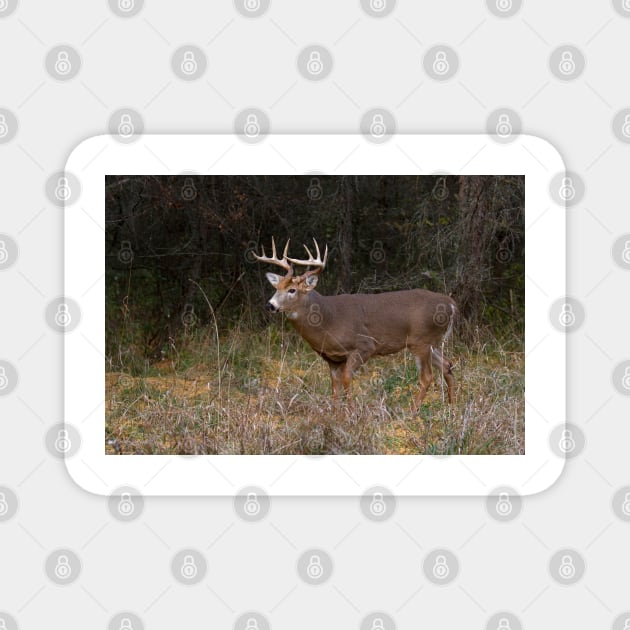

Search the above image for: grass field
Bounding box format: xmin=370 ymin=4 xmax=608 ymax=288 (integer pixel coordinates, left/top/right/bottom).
xmin=105 ymin=322 xmax=524 ymax=456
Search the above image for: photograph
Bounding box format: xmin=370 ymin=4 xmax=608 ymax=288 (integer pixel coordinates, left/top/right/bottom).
xmin=105 ymin=174 xmax=525 ymax=455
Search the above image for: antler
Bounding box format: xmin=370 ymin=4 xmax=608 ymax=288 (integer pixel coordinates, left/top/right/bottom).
xmin=253 ymin=237 xmax=293 ymax=279
xmin=287 ymin=238 xmax=328 ymax=280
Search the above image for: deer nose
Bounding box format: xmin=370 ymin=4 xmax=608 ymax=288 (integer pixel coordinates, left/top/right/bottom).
xmin=265 ymin=302 xmax=277 ymax=312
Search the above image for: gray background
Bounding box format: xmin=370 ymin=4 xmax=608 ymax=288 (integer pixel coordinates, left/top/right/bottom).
xmin=1 ymin=1 xmax=629 ymax=628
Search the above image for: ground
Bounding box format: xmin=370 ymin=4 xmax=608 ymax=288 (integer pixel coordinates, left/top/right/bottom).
xmin=105 ymin=328 xmax=524 ymax=455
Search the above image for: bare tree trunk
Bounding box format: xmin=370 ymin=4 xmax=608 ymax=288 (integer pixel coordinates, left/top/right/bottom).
xmin=456 ymin=176 xmax=491 ymax=322
xmin=338 ymin=176 xmax=354 ymax=293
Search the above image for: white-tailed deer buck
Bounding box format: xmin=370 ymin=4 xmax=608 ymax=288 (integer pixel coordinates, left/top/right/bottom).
xmin=255 ymin=238 xmax=457 ymax=409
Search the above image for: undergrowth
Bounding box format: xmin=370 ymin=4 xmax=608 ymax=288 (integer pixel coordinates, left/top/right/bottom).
xmin=105 ymin=321 xmax=524 ymax=455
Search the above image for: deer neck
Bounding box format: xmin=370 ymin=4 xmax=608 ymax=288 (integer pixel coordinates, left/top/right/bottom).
xmin=288 ymin=291 xmax=329 ymax=339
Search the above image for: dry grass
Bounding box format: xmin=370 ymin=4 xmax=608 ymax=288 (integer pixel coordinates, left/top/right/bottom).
xmin=105 ymin=325 xmax=524 ymax=455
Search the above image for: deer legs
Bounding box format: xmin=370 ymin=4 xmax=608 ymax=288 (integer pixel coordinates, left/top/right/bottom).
xmin=329 ymin=363 xmax=345 ymax=399
xmin=412 ymin=345 xmax=456 ymax=410
xmin=412 ymin=348 xmax=433 ymax=410
xmin=431 ymin=346 xmax=455 ymax=404
xmin=327 ymin=352 xmax=366 ymax=401
xmin=327 ymin=346 xmax=455 ymax=410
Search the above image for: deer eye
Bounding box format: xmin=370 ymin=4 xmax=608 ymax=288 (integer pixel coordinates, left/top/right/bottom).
xmin=288 ymin=288 xmax=296 ymax=294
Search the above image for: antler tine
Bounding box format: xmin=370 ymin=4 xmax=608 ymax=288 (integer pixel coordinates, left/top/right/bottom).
xmin=302 ymin=243 xmax=314 ymax=260
xmin=253 ymin=237 xmax=293 ymax=276
xmin=287 ymin=238 xmax=328 ymax=276
xmin=313 ymin=238 xmax=328 ymax=266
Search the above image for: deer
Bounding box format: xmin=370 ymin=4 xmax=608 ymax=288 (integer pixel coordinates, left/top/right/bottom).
xmin=254 ymin=238 xmax=457 ymax=410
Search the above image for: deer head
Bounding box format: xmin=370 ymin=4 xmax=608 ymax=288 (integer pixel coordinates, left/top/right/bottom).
xmin=254 ymin=237 xmax=328 ymax=314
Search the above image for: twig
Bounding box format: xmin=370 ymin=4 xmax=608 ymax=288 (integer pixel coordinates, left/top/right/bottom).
xmin=189 ymin=279 xmax=221 ymax=397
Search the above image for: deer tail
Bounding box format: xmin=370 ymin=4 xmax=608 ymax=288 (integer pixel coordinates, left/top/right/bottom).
xmin=443 ymin=302 xmax=456 ymax=343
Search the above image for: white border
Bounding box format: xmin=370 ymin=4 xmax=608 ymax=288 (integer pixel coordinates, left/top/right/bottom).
xmin=65 ymin=134 xmax=565 ymax=496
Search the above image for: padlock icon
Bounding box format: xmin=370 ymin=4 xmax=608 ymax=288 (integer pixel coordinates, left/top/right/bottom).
xmin=244 ymin=492 xmax=261 ymax=516
xmin=370 ymin=241 xmax=385 ymax=264
xmin=306 ymin=554 xmax=323 ymax=579
xmin=54 ymin=176 xmax=72 ymax=202
xmin=307 ymin=51 xmax=323 ymax=75
xmin=558 ymin=51 xmax=575 ymax=76
xmin=118 ymin=0 xmax=134 ymax=10
xmin=0 ymin=366 xmax=8 ymax=390
xmin=0 ymin=620 xmax=7 ymax=630
xmin=119 ymin=618 xmax=134 ymax=630
xmin=624 ymin=0 xmax=630 ymax=10
xmin=181 ymin=177 xmax=197 ymax=200
xmin=307 ymin=177 xmax=322 ymax=200
xmin=496 ymin=245 xmax=511 ymax=263
xmin=0 ymin=114 xmax=8 ymax=138
xmin=181 ymin=554 xmax=198 ymax=579
xmin=432 ymin=51 xmax=449 ymax=76
xmin=55 ymin=429 xmax=72 ymax=453
xmin=432 ymin=177 xmax=448 ymax=200
xmin=244 ymin=113 xmax=260 ymax=138
xmin=432 ymin=555 xmax=450 ymax=579
xmin=54 ymin=554 xmax=72 ymax=579
xmin=369 ymin=492 xmax=386 ymax=516
xmin=558 ymin=177 xmax=575 ymax=201
xmin=119 ymin=241 xmax=134 ymax=264
xmin=181 ymin=51 xmax=198 ymax=75
xmin=497 ymin=618 xmax=512 ymax=630
xmin=118 ymin=492 xmax=135 ymax=516
xmin=244 ymin=0 xmax=260 ymax=10
xmin=623 ymin=619 xmax=630 ymax=630
xmin=622 ymin=366 xmax=630 ymax=390
xmin=558 ymin=429 xmax=575 ymax=453
xmin=0 ymin=492 xmax=8 ymax=516
xmin=495 ymin=0 xmax=512 ymax=11
xmin=621 ymin=492 xmax=630 ymax=516
xmin=369 ymin=114 xmax=386 ymax=138
xmin=55 ymin=303 xmax=72 ymax=327
xmin=0 ymin=0 xmax=8 ymax=11
xmin=182 ymin=304 xmax=196 ymax=326
xmin=54 ymin=51 xmax=72 ymax=76
xmin=118 ymin=114 xmax=134 ymax=137
xmin=0 ymin=240 xmax=8 ymax=264
xmin=370 ymin=0 xmax=386 ymax=12
xmin=371 ymin=618 xmax=385 ymax=630
xmin=433 ymin=302 xmax=449 ymax=326
xmin=621 ymin=114 xmax=630 ymax=139
xmin=495 ymin=492 xmax=513 ymax=516
xmin=558 ymin=554 xmax=576 ymax=579
xmin=307 ymin=303 xmax=323 ymax=326
xmin=496 ymin=113 xmax=512 ymax=137
xmin=558 ymin=303 xmax=575 ymax=327
xmin=245 ymin=618 xmax=259 ymax=630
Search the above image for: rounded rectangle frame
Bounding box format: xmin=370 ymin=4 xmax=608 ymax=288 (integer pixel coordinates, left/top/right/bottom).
xmin=65 ymin=134 xmax=565 ymax=496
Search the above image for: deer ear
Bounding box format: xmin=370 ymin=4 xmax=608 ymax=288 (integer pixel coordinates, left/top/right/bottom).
xmin=265 ymin=272 xmax=281 ymax=288
xmin=304 ymin=275 xmax=318 ymax=291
